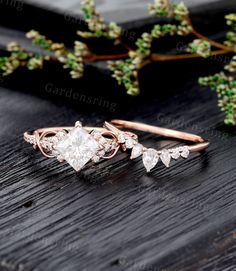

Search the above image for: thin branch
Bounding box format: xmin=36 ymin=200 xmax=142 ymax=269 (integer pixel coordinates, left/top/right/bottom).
xmin=139 ymin=49 xmax=231 ymax=69
xmin=185 ymin=15 xmax=232 ymax=51
xmin=152 ymin=49 xmax=230 ymax=61
xmin=192 ymin=29 xmax=232 ymax=51
xmin=118 ymin=37 xmax=134 ymax=51
xmin=84 ymin=14 xmax=234 ymax=65
xmin=86 ymin=52 xmax=129 ymax=62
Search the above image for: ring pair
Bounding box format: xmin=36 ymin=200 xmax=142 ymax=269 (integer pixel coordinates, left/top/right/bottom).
xmin=24 ymin=120 xmax=209 ymax=173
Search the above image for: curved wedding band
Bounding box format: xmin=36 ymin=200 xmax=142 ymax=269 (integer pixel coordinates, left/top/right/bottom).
xmin=24 ymin=120 xmax=209 ymax=173
xmin=106 ymin=120 xmax=209 ymax=172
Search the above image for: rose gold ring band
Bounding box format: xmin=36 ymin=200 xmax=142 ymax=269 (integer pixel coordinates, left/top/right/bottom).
xmin=24 ymin=120 xmax=209 ymax=173
xmin=109 ymin=120 xmax=210 ymax=153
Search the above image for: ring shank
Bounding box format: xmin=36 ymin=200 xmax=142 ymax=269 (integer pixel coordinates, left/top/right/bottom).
xmin=24 ymin=121 xmax=210 ymax=155
xmin=110 ymin=120 xmax=209 ymax=152
xmin=24 ymin=126 xmax=109 ymax=140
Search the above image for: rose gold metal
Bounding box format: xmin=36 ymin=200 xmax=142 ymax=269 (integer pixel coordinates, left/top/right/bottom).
xmin=26 ymin=126 xmax=108 ymax=135
xmin=104 ymin=122 xmax=138 ymax=140
xmin=104 ymin=121 xmax=138 ymax=152
xmin=100 ymin=131 xmax=120 ymax=159
xmin=24 ymin=120 xmax=209 ymax=173
xmin=24 ymin=126 xmax=136 ymax=160
xmin=38 ymin=131 xmax=59 ymax=158
xmin=110 ymin=119 xmax=210 ymax=153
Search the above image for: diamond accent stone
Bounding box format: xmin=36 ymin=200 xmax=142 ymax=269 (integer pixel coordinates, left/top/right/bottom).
xmin=91 ymin=131 xmax=102 ymax=140
xmin=92 ymin=155 xmax=100 ymax=163
xmin=170 ymin=148 xmax=180 ymax=160
xmin=55 ymin=127 xmax=100 ymax=171
xmin=130 ymin=144 xmax=143 ymax=159
xmin=180 ymin=146 xmax=190 ymax=158
xmin=91 ymin=131 xmax=114 ymax=153
xmin=125 ymin=137 xmax=136 ymax=149
xmin=97 ymin=149 xmax=106 ymax=157
xmin=118 ymin=133 xmax=126 ymax=144
xmin=98 ymin=136 xmax=107 ymax=145
xmin=52 ymin=150 xmax=64 ymax=162
xmin=142 ymin=148 xmax=159 ymax=172
xmin=56 ymin=131 xmax=67 ymax=139
xmin=160 ymin=149 xmax=171 ymax=167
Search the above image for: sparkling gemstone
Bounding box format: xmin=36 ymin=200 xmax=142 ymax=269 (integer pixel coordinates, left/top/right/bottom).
xmin=112 ymin=141 xmax=118 ymax=149
xmin=130 ymin=144 xmax=143 ymax=159
xmin=29 ymin=138 xmax=35 ymax=144
xmin=142 ymin=148 xmax=159 ymax=172
xmin=103 ymin=142 xmax=111 ymax=152
xmin=52 ymin=150 xmax=64 ymax=162
xmin=170 ymin=148 xmax=180 ymax=160
xmin=92 ymin=155 xmax=100 ymax=163
xmin=92 ymin=131 xmax=102 ymax=140
xmin=160 ymin=149 xmax=171 ymax=167
xmin=98 ymin=136 xmax=107 ymax=145
xmin=180 ymin=146 xmax=190 ymax=158
xmin=75 ymin=121 xmax=82 ymax=127
xmin=56 ymin=131 xmax=67 ymax=139
xmin=50 ymin=132 xmax=66 ymax=147
xmin=125 ymin=137 xmax=136 ymax=149
xmin=98 ymin=149 xmax=106 ymax=157
xmin=55 ymin=127 xmax=100 ymax=171
xmin=118 ymin=133 xmax=126 ymax=144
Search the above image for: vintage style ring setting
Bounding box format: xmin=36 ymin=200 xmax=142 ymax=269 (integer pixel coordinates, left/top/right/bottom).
xmin=24 ymin=120 xmax=209 ymax=173
xmin=23 ymin=121 xmax=138 ymax=172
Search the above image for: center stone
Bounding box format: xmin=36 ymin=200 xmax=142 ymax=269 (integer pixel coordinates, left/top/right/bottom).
xmin=55 ymin=127 xmax=100 ymax=171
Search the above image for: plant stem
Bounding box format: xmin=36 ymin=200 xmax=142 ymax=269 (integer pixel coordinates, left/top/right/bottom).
xmin=86 ymin=52 xmax=129 ymax=62
xmin=185 ymin=15 xmax=232 ymax=51
xmin=119 ymin=37 xmax=134 ymax=51
xmin=152 ymin=49 xmax=230 ymax=61
xmin=192 ymin=29 xmax=232 ymax=51
xmin=83 ymin=15 xmax=234 ymax=64
xmin=139 ymin=49 xmax=231 ymax=69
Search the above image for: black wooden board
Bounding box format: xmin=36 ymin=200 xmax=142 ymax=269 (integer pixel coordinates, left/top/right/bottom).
xmin=0 ymin=1 xmax=236 ymax=271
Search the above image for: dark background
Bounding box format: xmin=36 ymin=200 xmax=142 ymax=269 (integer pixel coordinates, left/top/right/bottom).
xmin=0 ymin=0 xmax=236 ymax=270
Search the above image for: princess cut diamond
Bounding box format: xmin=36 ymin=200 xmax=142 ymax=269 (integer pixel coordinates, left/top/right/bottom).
xmin=55 ymin=127 xmax=100 ymax=171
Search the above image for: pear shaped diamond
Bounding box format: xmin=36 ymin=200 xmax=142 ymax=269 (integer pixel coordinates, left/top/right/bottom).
xmin=171 ymin=148 xmax=180 ymax=160
xmin=160 ymin=149 xmax=171 ymax=167
xmin=180 ymin=146 xmax=190 ymax=158
xmin=131 ymin=144 xmax=143 ymax=159
xmin=142 ymin=149 xmax=159 ymax=172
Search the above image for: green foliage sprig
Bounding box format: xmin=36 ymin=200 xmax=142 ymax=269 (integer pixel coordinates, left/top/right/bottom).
xmin=0 ymin=41 xmax=46 ymax=75
xmin=199 ymin=14 xmax=236 ymax=125
xmin=77 ymin=0 xmax=121 ymax=41
xmin=199 ymin=72 xmax=236 ymax=126
xmin=0 ymin=0 xmax=236 ymax=125
xmin=187 ymin=39 xmax=211 ymax=58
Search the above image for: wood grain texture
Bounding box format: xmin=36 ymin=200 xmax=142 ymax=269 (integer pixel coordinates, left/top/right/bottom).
xmin=20 ymin=0 xmax=236 ymax=23
xmin=0 ymin=1 xmax=236 ymax=271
